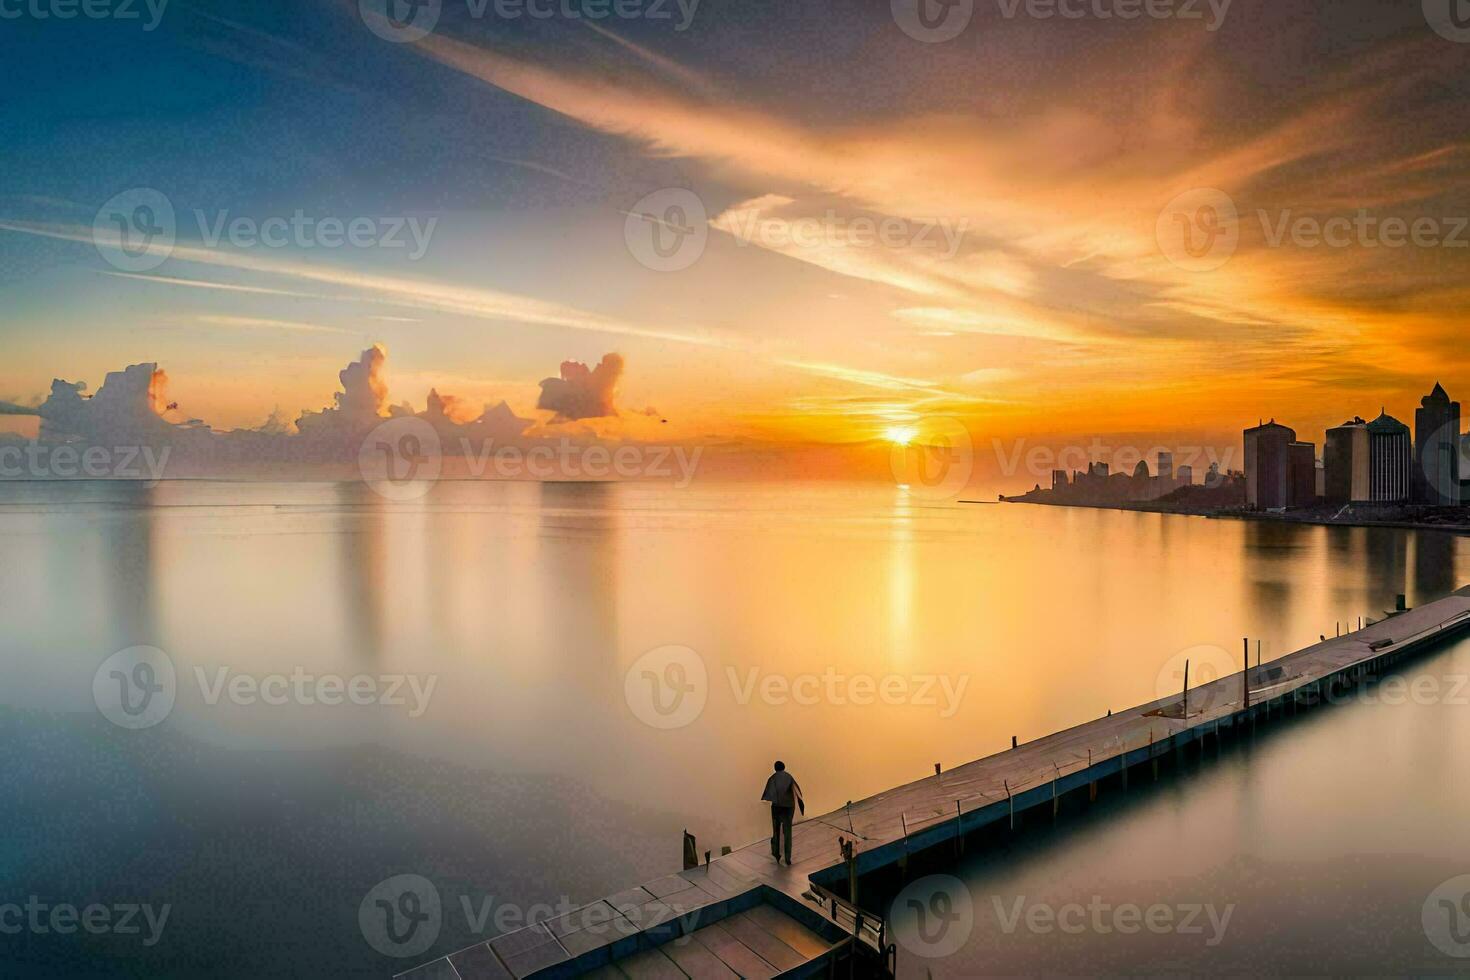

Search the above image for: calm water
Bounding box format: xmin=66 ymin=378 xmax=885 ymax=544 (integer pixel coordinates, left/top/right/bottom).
xmin=1 ymin=480 xmax=1467 ymax=977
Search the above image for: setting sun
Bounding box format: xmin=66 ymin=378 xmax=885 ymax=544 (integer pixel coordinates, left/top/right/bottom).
xmin=886 ymin=425 xmax=917 ymax=446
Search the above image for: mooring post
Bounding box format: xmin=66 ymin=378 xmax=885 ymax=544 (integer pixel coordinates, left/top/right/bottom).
xmin=839 ymin=837 xmax=857 ymax=905
xmin=1011 ymin=735 xmax=1017 ymax=749
xmin=934 ymin=762 xmax=942 ymax=781
xmin=1243 ymin=638 xmax=1251 ymax=709
xmin=1182 ymin=658 xmax=1190 ymax=717
xmin=1256 ymin=639 xmax=1262 ymax=669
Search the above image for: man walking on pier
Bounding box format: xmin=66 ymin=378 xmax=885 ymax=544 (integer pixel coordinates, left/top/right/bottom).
xmin=761 ymin=761 xmax=804 ymax=866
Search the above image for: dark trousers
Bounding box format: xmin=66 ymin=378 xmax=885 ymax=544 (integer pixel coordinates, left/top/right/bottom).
xmin=770 ymin=805 xmax=794 ymax=861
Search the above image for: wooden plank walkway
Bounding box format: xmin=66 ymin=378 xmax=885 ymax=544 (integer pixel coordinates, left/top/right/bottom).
xmin=400 ymin=584 xmax=1470 ymax=980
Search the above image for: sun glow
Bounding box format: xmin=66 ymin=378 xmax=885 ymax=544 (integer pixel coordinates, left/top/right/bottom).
xmin=886 ymin=425 xmax=918 ymax=446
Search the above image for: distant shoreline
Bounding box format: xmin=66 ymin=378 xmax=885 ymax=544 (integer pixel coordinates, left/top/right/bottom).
xmin=1000 ymin=496 xmax=1470 ymax=535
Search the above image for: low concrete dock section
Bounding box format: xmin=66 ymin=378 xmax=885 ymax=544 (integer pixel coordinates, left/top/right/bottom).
xmin=400 ymin=585 xmax=1470 ymax=980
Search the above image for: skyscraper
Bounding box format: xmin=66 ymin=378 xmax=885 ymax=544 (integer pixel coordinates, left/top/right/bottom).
xmin=1244 ymin=420 xmax=1296 ymax=509
xmin=1366 ymin=411 xmax=1412 ymax=503
xmin=1324 ymin=417 xmax=1369 ymax=505
xmin=1414 ymin=382 xmax=1461 ymax=506
xmin=1289 ymin=441 xmax=1318 ymax=506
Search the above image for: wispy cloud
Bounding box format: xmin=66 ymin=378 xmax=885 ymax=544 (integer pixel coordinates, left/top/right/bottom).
xmin=190 ymin=315 xmax=361 ymax=335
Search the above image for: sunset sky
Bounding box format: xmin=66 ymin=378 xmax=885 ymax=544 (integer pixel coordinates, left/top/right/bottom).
xmin=2 ymin=0 xmax=1467 ymax=486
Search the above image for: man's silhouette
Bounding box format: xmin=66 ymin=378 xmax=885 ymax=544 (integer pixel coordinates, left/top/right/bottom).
xmin=761 ymin=760 xmax=804 ymax=865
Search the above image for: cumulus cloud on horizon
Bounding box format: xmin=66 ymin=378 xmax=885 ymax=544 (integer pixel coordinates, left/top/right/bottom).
xmin=537 ymin=353 xmax=624 ymax=422
xmin=12 ymin=345 xmax=647 ymax=477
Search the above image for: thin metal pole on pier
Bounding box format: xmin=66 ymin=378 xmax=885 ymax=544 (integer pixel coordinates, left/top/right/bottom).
xmin=1004 ymin=779 xmax=1014 ymax=830
xmin=1243 ymin=638 xmax=1251 ymax=709
xmin=1182 ymin=658 xmax=1190 ymax=717
xmin=899 ymin=813 xmax=910 ymax=874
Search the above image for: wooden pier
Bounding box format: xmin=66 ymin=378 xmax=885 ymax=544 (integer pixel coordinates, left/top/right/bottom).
xmin=399 ymin=585 xmax=1470 ymax=980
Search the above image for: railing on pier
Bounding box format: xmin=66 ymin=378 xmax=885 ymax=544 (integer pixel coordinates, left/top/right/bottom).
xmin=804 ymin=879 xmax=892 ymax=973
